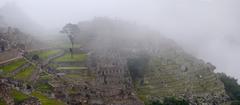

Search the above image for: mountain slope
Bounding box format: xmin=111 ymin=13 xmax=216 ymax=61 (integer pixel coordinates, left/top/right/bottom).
xmin=70 ymin=17 xmax=230 ymax=105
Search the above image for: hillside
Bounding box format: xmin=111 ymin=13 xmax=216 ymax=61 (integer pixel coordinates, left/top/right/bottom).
xmin=74 ymin=17 xmax=230 ymax=104
xmin=0 ymin=17 xmax=231 ymax=105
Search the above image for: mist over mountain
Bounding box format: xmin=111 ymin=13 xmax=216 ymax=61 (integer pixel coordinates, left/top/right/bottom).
xmin=60 ymin=18 xmax=229 ymax=104
xmin=0 ymin=0 xmax=239 ymax=83
xmin=0 ymin=0 xmax=240 ymax=105
xmin=0 ymin=3 xmax=49 ymax=38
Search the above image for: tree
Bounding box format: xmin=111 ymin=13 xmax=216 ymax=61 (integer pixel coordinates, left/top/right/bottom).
xmin=147 ymin=98 xmax=189 ymax=105
xmin=127 ymin=53 xmax=149 ymax=83
xmin=163 ymin=97 xmax=189 ymax=105
xmin=149 ymin=100 xmax=163 ymax=105
xmin=32 ymin=54 xmax=40 ymax=61
xmin=218 ymin=73 xmax=240 ymax=100
xmin=60 ymin=23 xmax=80 ymax=58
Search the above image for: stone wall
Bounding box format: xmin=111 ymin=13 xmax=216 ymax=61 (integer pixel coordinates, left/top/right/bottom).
xmin=88 ymin=48 xmax=144 ymax=105
xmin=0 ymin=79 xmax=14 ymax=105
xmin=19 ymin=97 xmax=41 ymax=105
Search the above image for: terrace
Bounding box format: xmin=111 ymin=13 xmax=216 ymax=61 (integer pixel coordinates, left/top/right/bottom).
xmin=14 ymin=66 xmax=35 ymax=81
xmin=31 ymin=91 xmax=65 ymax=105
xmin=0 ymin=58 xmax=26 ymax=76
xmin=54 ymin=53 xmax=87 ymax=62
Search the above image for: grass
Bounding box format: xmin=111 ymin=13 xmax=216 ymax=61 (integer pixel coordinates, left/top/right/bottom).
xmin=64 ymin=73 xmax=95 ymax=81
xmin=54 ymin=53 xmax=87 ymax=62
xmin=35 ymin=82 xmax=53 ymax=93
xmin=14 ymin=66 xmax=35 ymax=80
xmin=0 ymin=59 xmax=26 ymax=74
xmin=58 ymin=44 xmax=81 ymax=49
xmin=0 ymin=98 xmax=6 ymax=105
xmin=38 ymin=50 xmax=61 ymax=59
xmin=135 ymin=57 xmax=224 ymax=103
xmin=31 ymin=91 xmax=65 ymax=105
xmin=39 ymin=73 xmax=54 ymax=80
xmin=30 ymin=49 xmax=61 ymax=60
xmin=10 ymin=89 xmax=29 ymax=104
xmin=57 ymin=66 xmax=88 ymax=70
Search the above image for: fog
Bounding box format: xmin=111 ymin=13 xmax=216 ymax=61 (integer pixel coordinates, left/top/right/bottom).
xmin=0 ymin=0 xmax=240 ymax=81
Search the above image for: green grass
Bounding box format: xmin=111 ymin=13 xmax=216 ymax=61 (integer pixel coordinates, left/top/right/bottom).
xmin=58 ymin=44 xmax=81 ymax=49
xmin=54 ymin=53 xmax=87 ymax=62
xmin=35 ymin=82 xmax=53 ymax=93
xmin=10 ymin=89 xmax=29 ymax=104
xmin=39 ymin=73 xmax=54 ymax=80
xmin=57 ymin=66 xmax=87 ymax=70
xmin=14 ymin=66 xmax=35 ymax=80
xmin=0 ymin=59 xmax=26 ymax=74
xmin=30 ymin=49 xmax=61 ymax=60
xmin=64 ymin=73 xmax=95 ymax=81
xmin=31 ymin=91 xmax=65 ymax=105
xmin=38 ymin=50 xmax=61 ymax=59
xmin=0 ymin=98 xmax=6 ymax=105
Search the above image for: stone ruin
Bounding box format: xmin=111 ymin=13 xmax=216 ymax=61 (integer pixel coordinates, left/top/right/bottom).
xmin=0 ymin=80 xmax=14 ymax=105
xmin=19 ymin=97 xmax=41 ymax=105
xmin=0 ymin=77 xmax=36 ymax=104
xmin=87 ymin=47 xmax=144 ymax=105
xmin=82 ymin=34 xmax=230 ymax=105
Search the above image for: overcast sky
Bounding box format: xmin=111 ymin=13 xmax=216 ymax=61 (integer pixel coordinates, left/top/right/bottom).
xmin=0 ymin=0 xmax=240 ymax=81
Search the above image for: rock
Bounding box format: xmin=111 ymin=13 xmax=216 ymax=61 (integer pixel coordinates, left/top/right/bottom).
xmin=206 ymin=62 xmax=216 ymax=71
xmin=0 ymin=82 xmax=14 ymax=105
xmin=19 ymin=97 xmax=41 ymax=105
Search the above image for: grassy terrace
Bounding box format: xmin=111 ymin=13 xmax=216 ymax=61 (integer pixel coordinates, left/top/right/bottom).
xmin=10 ymin=89 xmax=29 ymax=104
xmin=35 ymin=72 xmax=54 ymax=93
xmin=64 ymin=73 xmax=95 ymax=82
xmin=54 ymin=53 xmax=87 ymax=62
xmin=33 ymin=49 xmax=61 ymax=59
xmin=14 ymin=66 xmax=35 ymax=80
xmin=39 ymin=72 xmax=54 ymax=80
xmin=58 ymin=44 xmax=81 ymax=49
xmin=35 ymin=82 xmax=53 ymax=93
xmin=57 ymin=66 xmax=88 ymax=70
xmin=135 ymin=58 xmax=224 ymax=102
xmin=31 ymin=91 xmax=65 ymax=105
xmin=0 ymin=59 xmax=26 ymax=74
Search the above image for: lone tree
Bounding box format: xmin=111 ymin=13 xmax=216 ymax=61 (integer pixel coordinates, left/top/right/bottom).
xmin=60 ymin=23 xmax=80 ymax=58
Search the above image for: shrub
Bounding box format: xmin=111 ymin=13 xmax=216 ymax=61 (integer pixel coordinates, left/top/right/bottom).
xmin=127 ymin=53 xmax=149 ymax=82
xmin=163 ymin=97 xmax=189 ymax=105
xmin=148 ymin=97 xmax=189 ymax=105
xmin=218 ymin=73 xmax=240 ymax=100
